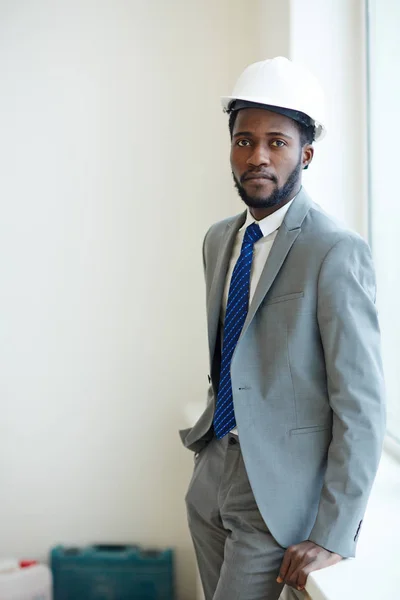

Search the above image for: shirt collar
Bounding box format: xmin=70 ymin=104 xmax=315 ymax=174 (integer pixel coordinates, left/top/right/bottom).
xmin=242 ymin=196 xmax=296 ymax=238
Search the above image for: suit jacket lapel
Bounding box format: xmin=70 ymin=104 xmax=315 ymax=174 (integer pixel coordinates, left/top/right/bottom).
xmin=238 ymin=189 xmax=312 ymax=344
xmin=207 ymin=210 xmax=247 ymax=364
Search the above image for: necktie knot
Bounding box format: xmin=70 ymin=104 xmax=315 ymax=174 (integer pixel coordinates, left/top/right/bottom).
xmin=242 ymin=222 xmax=263 ymax=247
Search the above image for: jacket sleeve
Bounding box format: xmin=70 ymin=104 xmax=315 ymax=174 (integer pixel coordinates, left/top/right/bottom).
xmin=308 ymin=234 xmax=386 ymax=557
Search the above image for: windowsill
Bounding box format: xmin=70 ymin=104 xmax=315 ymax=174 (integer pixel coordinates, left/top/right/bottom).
xmin=305 ymin=435 xmax=400 ymax=599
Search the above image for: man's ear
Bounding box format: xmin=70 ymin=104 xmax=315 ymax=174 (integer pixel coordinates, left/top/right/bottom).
xmin=302 ymin=145 xmax=314 ymax=170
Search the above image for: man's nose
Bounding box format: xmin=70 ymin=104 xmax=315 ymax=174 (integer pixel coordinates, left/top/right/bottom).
xmin=246 ymin=144 xmax=271 ymax=167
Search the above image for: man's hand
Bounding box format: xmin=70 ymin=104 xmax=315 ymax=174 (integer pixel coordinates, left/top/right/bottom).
xmin=276 ymin=541 xmax=342 ymax=591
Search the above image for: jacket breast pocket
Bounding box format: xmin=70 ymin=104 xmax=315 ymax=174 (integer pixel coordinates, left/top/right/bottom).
xmin=290 ymin=424 xmax=331 ymax=436
xmin=263 ymin=291 xmax=304 ymax=306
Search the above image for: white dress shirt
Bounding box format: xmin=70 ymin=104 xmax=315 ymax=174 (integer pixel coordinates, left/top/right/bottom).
xmin=220 ymin=198 xmax=295 ymax=435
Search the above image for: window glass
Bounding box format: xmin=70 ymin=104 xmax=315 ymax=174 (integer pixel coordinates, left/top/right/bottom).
xmin=367 ymin=0 xmax=400 ymax=441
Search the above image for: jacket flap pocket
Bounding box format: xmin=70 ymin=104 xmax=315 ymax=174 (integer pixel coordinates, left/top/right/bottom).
xmin=264 ymin=291 xmax=304 ymax=306
xmin=290 ymin=424 xmax=330 ymax=436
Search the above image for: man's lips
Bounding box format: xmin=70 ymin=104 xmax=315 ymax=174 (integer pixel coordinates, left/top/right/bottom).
xmin=242 ymin=174 xmax=276 ymax=183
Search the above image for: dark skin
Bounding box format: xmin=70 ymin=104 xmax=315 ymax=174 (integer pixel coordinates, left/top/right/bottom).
xmin=230 ymin=108 xmax=342 ymax=592
xmin=230 ymin=108 xmax=314 ymax=220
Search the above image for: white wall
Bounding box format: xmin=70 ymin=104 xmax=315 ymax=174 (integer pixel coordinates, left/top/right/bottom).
xmin=0 ymin=2 xmax=264 ymax=598
xmin=259 ymin=0 xmax=291 ymax=58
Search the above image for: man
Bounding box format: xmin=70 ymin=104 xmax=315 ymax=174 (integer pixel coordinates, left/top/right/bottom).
xmin=180 ymin=57 xmax=386 ymax=600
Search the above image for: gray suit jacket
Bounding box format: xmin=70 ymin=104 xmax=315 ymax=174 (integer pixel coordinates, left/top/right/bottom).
xmin=180 ymin=188 xmax=386 ymax=557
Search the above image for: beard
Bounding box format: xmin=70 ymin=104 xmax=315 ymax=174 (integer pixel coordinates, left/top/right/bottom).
xmin=232 ymin=156 xmax=302 ymax=210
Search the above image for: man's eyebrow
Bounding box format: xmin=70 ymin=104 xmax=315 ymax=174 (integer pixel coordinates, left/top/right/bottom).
xmin=268 ymin=131 xmax=294 ymax=140
xmin=233 ymin=131 xmax=254 ymax=138
xmin=233 ymin=130 xmax=294 ymax=140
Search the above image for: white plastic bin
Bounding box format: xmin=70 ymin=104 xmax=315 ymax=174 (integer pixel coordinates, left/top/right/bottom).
xmin=0 ymin=560 xmax=52 ymax=600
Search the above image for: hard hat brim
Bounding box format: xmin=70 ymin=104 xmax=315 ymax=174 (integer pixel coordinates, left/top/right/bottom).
xmin=221 ymin=95 xmax=326 ymax=141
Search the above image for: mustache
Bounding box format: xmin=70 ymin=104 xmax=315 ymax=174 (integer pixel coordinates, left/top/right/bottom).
xmin=240 ymin=171 xmax=278 ymax=184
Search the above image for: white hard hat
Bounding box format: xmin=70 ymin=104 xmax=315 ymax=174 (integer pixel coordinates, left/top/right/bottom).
xmin=221 ymin=56 xmax=326 ymax=141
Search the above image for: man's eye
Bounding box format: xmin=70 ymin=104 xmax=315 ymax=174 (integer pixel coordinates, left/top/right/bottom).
xmin=271 ymin=140 xmax=286 ymax=148
xmin=237 ymin=139 xmax=251 ymax=147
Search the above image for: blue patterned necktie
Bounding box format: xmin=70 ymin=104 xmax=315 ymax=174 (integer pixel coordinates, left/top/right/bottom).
xmin=213 ymin=222 xmax=263 ymax=439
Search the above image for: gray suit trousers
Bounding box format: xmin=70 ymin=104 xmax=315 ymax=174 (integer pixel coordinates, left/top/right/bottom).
xmin=185 ymin=434 xmax=306 ymax=600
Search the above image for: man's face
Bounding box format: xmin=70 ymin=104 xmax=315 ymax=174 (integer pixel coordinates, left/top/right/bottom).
xmin=230 ymin=108 xmax=312 ymax=214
